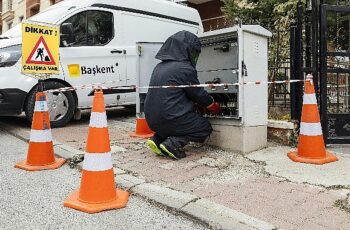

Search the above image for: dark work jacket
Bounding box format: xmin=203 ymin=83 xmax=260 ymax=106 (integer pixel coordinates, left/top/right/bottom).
xmin=144 ymin=31 xmax=213 ymax=121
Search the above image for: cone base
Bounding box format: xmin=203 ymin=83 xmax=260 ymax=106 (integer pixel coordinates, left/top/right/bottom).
xmin=129 ymin=131 xmax=154 ymax=139
xmin=15 ymin=158 xmax=66 ymax=171
xmin=287 ymin=151 xmax=338 ymax=165
xmin=64 ymin=189 xmax=129 ymax=214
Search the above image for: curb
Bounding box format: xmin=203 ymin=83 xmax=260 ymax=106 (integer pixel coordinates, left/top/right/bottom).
xmin=0 ymin=122 xmax=277 ymax=230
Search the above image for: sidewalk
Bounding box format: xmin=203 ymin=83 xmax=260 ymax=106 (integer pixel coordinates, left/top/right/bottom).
xmin=2 ymin=114 xmax=350 ymax=229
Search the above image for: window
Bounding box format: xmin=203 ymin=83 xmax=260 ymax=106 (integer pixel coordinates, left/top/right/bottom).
xmin=61 ymin=11 xmax=113 ymax=47
xmin=8 ymin=22 xmax=12 ymax=29
xmin=19 ymin=16 xmax=24 ymax=23
xmin=62 ymin=11 xmax=87 ymax=46
xmin=30 ymin=7 xmax=40 ymax=17
xmin=87 ymin=11 xmax=114 ymax=46
xmin=7 ymin=0 xmax=13 ymax=11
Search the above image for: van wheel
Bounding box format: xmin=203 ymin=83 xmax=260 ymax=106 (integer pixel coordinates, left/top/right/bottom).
xmin=24 ymin=81 xmax=76 ymax=128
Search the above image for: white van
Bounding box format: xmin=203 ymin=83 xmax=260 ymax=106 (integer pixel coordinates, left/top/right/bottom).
xmin=0 ymin=0 xmax=203 ymax=127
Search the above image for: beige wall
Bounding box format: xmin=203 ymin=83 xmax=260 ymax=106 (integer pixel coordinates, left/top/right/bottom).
xmin=39 ymin=0 xmax=51 ymax=11
xmin=2 ymin=0 xmax=26 ymax=33
xmin=1 ymin=0 xmax=61 ymax=33
xmin=14 ymin=0 xmax=25 ymax=23
xmin=26 ymin=0 xmax=63 ymax=19
xmin=40 ymin=0 xmax=63 ymax=12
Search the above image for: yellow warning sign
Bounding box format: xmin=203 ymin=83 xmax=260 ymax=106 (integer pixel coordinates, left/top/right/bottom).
xmin=22 ymin=21 xmax=60 ymax=75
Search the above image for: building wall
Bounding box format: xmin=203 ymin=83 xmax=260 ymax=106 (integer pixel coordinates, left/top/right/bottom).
xmin=0 ymin=0 xmax=3 ymax=33
xmin=188 ymin=0 xmax=223 ymax=21
xmin=39 ymin=0 xmax=51 ymax=11
xmin=26 ymin=0 xmax=40 ymax=18
xmin=0 ymin=0 xmax=62 ymax=33
xmin=0 ymin=0 xmax=228 ymax=34
xmin=2 ymin=0 xmax=26 ymax=33
xmin=26 ymin=0 xmax=63 ymax=18
xmin=40 ymin=0 xmax=62 ymax=11
xmin=14 ymin=0 xmax=25 ymax=24
xmin=187 ymin=0 xmax=232 ymax=31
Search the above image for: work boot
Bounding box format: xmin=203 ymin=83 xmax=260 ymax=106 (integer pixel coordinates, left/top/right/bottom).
xmin=147 ymin=134 xmax=167 ymax=157
xmin=160 ymin=138 xmax=186 ymax=160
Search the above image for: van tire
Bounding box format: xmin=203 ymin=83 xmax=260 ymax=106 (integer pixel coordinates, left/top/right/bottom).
xmin=24 ymin=81 xmax=76 ymax=128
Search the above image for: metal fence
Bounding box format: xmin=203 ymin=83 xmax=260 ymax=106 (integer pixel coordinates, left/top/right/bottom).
xmin=268 ymin=29 xmax=292 ymax=109
xmin=268 ymin=65 xmax=291 ymax=108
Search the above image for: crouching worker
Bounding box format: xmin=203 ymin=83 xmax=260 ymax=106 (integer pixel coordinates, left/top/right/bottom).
xmin=144 ymin=31 xmax=221 ymax=160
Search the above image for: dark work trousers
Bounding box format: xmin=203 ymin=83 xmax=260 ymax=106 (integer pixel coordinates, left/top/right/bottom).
xmin=146 ymin=112 xmax=213 ymax=149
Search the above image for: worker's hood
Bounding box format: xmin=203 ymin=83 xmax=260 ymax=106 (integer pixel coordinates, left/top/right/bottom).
xmin=155 ymin=30 xmax=201 ymax=67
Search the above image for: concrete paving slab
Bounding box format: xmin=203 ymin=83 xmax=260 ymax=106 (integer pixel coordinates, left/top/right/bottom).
xmin=247 ymin=146 xmax=350 ymax=187
xmin=181 ymin=198 xmax=277 ymax=230
xmin=132 ymin=183 xmax=198 ymax=210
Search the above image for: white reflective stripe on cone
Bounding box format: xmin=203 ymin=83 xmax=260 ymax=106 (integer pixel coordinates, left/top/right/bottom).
xmin=83 ymin=152 xmax=112 ymax=171
xmin=300 ymin=122 xmax=323 ymax=136
xmin=30 ymin=129 xmax=52 ymax=142
xmin=89 ymin=112 xmax=108 ymax=128
xmin=303 ymin=94 xmax=317 ymax=105
xmin=34 ymin=101 xmax=48 ymax=112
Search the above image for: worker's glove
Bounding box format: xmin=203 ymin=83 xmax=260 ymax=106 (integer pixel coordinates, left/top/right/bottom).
xmin=207 ymin=102 xmax=221 ymax=115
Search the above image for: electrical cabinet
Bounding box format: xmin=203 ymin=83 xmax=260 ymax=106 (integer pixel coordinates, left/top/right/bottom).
xmin=136 ymin=25 xmax=272 ymax=153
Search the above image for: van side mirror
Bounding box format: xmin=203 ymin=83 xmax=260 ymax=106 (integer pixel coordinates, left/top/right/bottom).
xmin=60 ymin=23 xmax=75 ymax=47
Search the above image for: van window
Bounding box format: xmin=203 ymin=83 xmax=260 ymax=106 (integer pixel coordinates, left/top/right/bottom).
xmin=61 ymin=10 xmax=113 ymax=47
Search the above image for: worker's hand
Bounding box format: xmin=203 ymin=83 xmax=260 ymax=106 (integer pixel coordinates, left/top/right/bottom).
xmin=207 ymin=102 xmax=221 ymax=115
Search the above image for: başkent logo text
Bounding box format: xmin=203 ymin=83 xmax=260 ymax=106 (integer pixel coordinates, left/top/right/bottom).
xmin=81 ymin=65 xmax=116 ymax=76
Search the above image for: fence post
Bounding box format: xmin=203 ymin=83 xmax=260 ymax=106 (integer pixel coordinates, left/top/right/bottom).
xmin=290 ymin=2 xmax=304 ymax=122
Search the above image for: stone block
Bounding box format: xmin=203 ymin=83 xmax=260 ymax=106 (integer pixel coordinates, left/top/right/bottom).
xmin=208 ymin=118 xmax=267 ymax=153
xmin=267 ymin=120 xmax=296 ymax=145
xmin=117 ymin=174 xmax=146 ymax=190
xmin=181 ymin=198 xmax=276 ymax=230
xmin=132 ymin=183 xmax=197 ymax=210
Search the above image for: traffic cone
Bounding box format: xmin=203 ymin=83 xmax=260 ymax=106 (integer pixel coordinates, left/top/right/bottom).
xmin=15 ymin=92 xmax=65 ymax=171
xmin=129 ymin=117 xmax=154 ymax=138
xmin=288 ymin=74 xmax=338 ymax=165
xmin=64 ymin=90 xmax=129 ymax=213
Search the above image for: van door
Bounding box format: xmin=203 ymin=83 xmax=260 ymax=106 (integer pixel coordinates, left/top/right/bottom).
xmin=60 ymin=10 xmax=126 ymax=107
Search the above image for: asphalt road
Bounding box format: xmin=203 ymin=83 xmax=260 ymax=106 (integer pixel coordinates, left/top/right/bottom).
xmin=0 ymin=130 xmax=207 ymax=230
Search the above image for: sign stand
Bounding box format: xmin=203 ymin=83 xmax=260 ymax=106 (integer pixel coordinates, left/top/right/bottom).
xmin=38 ymin=80 xmax=44 ymax=92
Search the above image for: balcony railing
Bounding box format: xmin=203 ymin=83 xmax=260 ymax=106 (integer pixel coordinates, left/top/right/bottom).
xmin=202 ymin=16 xmax=234 ymax=31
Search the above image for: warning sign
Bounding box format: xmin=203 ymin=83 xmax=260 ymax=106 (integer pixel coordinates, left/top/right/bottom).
xmin=26 ymin=37 xmax=56 ymax=65
xmin=22 ymin=22 xmax=60 ymax=75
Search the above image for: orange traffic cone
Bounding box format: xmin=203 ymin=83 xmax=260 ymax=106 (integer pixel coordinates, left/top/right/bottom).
xmin=15 ymin=92 xmax=65 ymax=171
xmin=64 ymin=90 xmax=129 ymax=213
xmin=288 ymin=74 xmax=338 ymax=165
xmin=129 ymin=117 xmax=154 ymax=138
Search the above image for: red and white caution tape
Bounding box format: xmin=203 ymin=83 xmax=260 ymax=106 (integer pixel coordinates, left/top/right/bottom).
xmin=44 ymin=79 xmax=130 ymax=93
xmin=45 ymin=79 xmax=308 ymax=93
